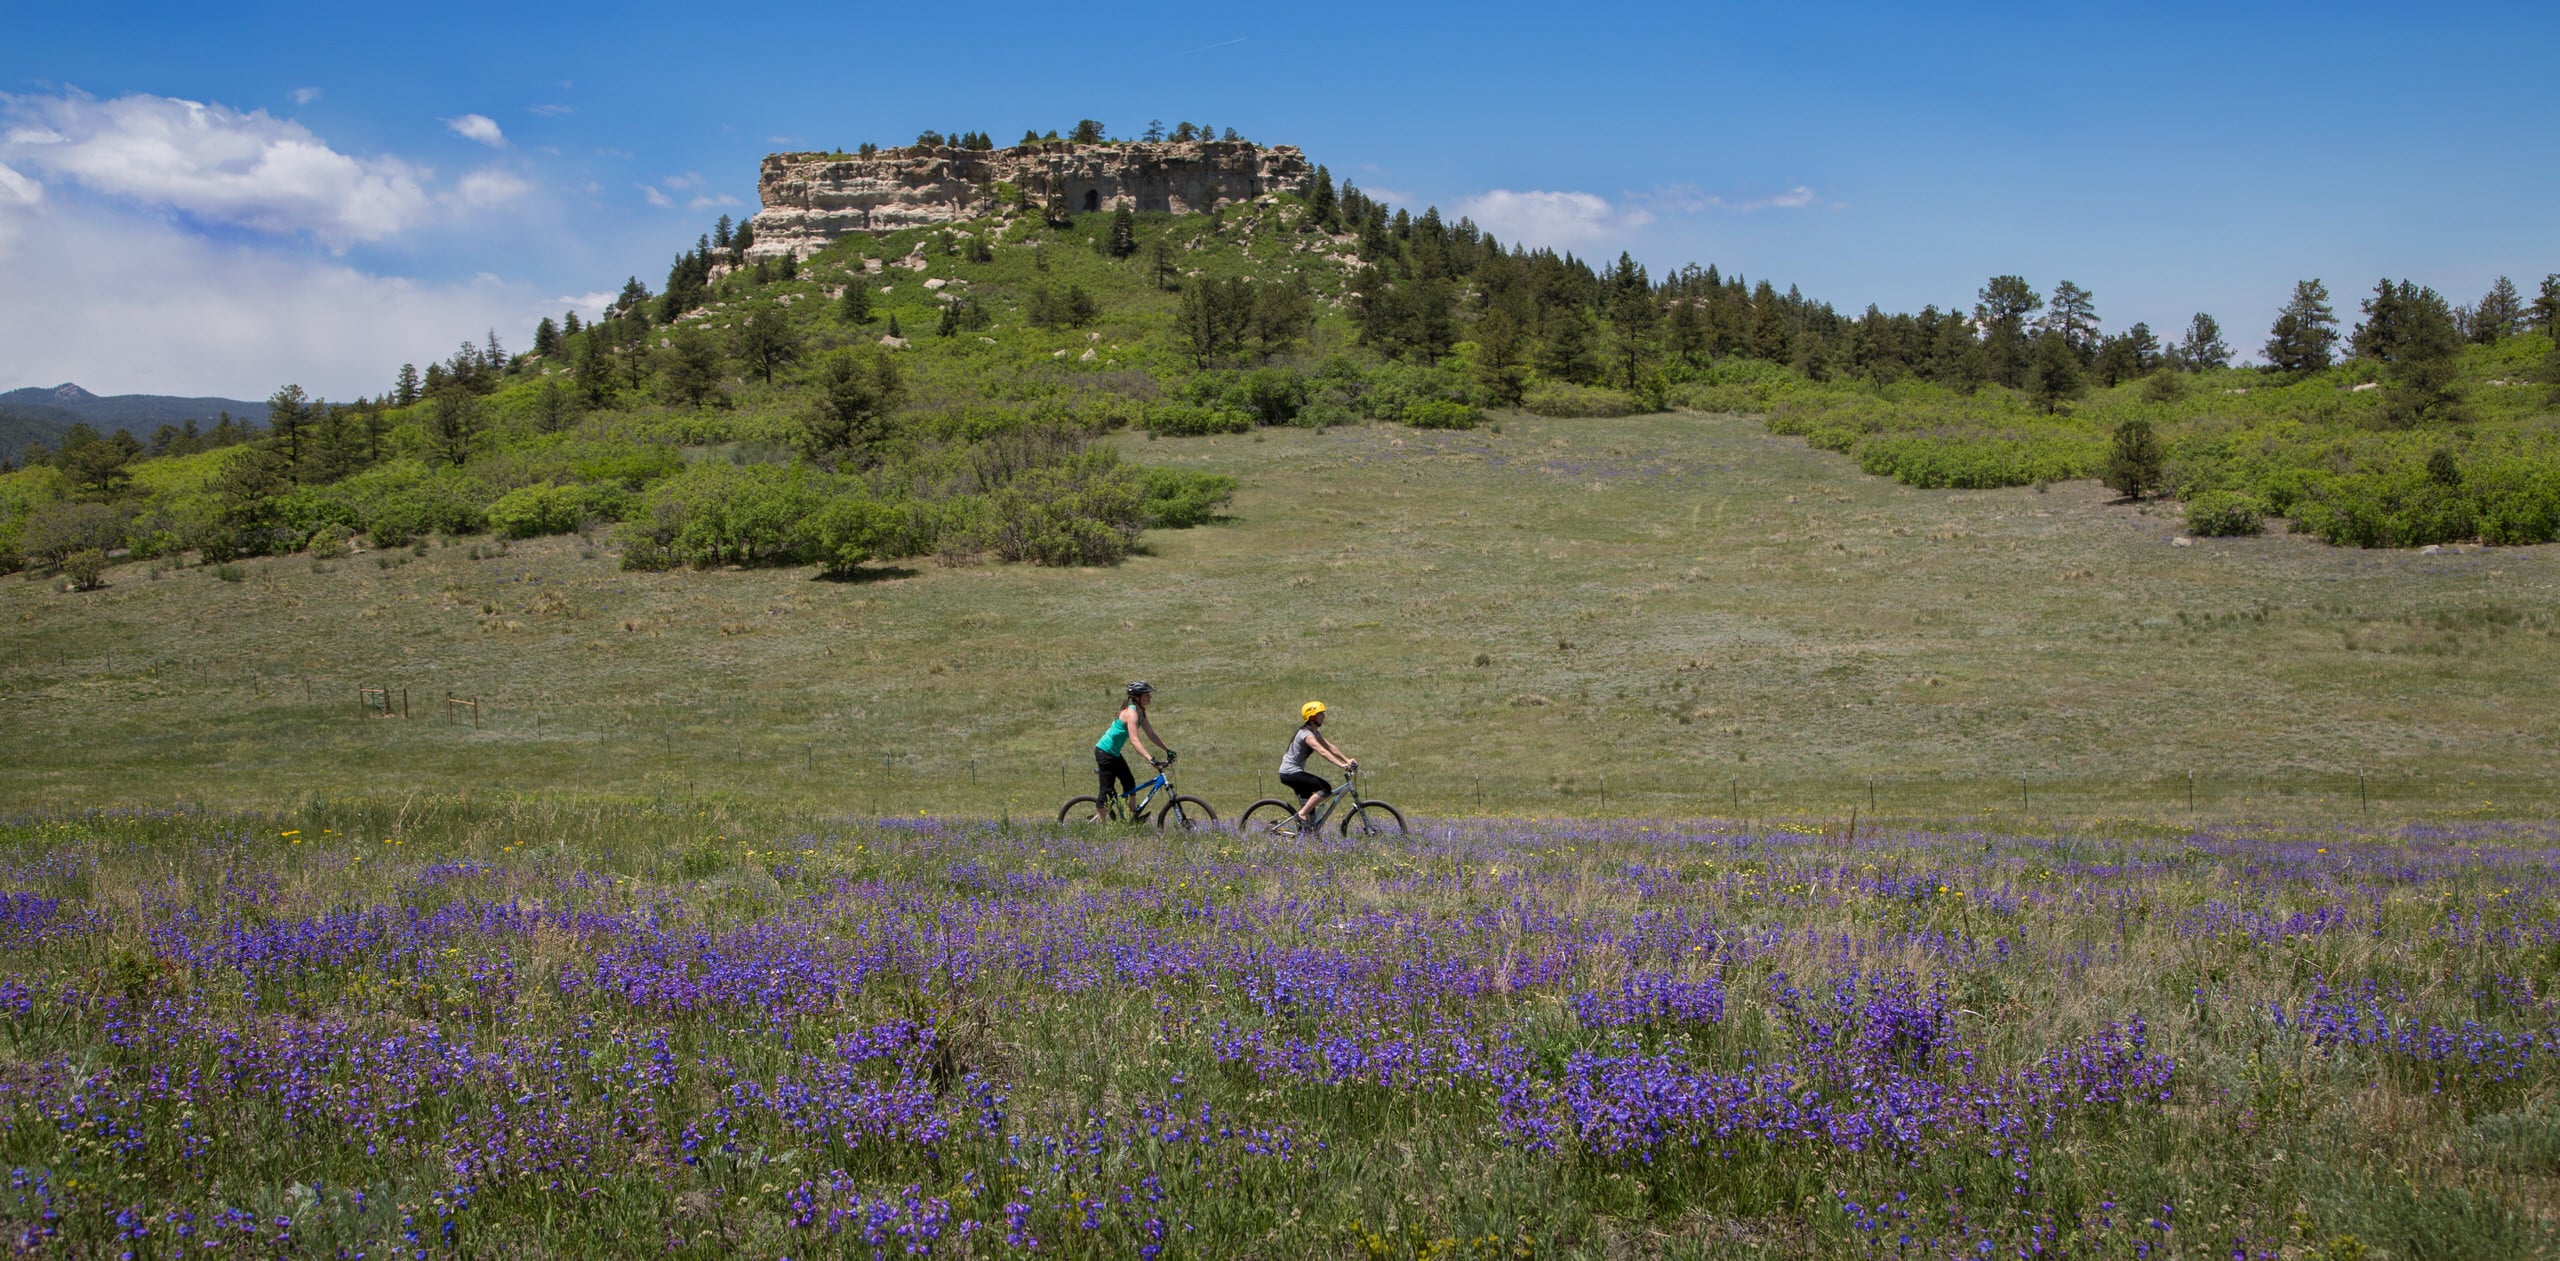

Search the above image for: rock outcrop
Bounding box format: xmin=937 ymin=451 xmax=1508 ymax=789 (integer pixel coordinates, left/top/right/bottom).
xmin=746 ymin=141 xmax=1312 ymax=261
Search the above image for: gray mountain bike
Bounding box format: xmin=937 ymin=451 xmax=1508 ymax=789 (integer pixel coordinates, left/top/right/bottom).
xmin=1239 ymin=768 xmax=1406 ymax=837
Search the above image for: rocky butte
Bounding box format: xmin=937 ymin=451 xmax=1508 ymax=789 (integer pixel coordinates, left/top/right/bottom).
xmin=745 ymin=139 xmax=1313 ymax=261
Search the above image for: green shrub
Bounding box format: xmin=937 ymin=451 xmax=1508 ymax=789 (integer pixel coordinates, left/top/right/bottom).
xmin=20 ymin=500 xmax=127 ymax=567
xmin=1360 ymin=359 xmax=1479 ymax=423
xmin=979 ymin=450 xmax=1148 ymax=566
xmin=324 ymin=461 xmax=493 ymax=547
xmin=213 ymin=563 xmax=246 ymax=583
xmin=1143 ymin=403 xmax=1253 ymax=436
xmin=1522 ymin=381 xmax=1644 ymax=418
xmin=793 ymin=495 xmax=915 ymax=573
xmin=487 ymin=482 xmax=629 ymax=539
xmin=1140 ymin=468 xmax=1237 ymax=528
xmin=2183 ymin=490 xmax=2266 ymax=537
xmin=307 ymin=524 xmax=353 ymax=559
xmin=619 ymin=539 xmax=679 ymax=572
xmin=1401 ymin=399 xmax=1480 ymax=430
xmin=60 ymin=548 xmax=108 ymax=591
xmin=626 ymin=463 xmax=831 ymax=567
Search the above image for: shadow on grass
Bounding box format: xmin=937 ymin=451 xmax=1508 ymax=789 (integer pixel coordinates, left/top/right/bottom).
xmin=811 ymin=565 xmax=921 ymax=584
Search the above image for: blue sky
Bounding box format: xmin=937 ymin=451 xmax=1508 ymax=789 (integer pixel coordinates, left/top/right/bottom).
xmin=3 ymin=0 xmax=2553 ymax=399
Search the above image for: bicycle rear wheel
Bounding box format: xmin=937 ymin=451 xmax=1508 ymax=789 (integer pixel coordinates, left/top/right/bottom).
xmin=1157 ymin=796 xmax=1217 ymax=831
xmin=1239 ymin=798 xmax=1304 ymax=836
xmin=1057 ymin=795 xmax=1121 ymax=824
xmin=1340 ymin=801 xmax=1407 ymax=836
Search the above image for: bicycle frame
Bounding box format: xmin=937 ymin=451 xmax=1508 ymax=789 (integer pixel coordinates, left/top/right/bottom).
xmin=1118 ymin=771 xmax=1171 ymax=818
xmin=1292 ymin=771 xmax=1361 ymax=831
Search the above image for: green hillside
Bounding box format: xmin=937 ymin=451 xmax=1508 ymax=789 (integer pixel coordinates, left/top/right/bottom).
xmin=8 ymin=408 xmax=2560 ymax=820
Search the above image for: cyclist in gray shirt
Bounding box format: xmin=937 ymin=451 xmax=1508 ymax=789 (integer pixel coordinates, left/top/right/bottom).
xmin=1275 ymin=700 xmax=1357 ymax=830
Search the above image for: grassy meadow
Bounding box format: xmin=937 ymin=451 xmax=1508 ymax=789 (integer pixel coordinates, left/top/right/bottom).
xmin=7 ymin=408 xmax=2560 ymax=822
xmin=1 ymin=800 xmax=2557 ymax=1256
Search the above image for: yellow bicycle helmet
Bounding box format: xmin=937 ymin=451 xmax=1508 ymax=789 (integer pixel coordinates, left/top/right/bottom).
xmin=1301 ymin=701 xmax=1327 ymax=721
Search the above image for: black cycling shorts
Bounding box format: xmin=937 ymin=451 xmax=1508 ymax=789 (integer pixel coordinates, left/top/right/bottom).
xmin=1095 ymin=749 xmax=1136 ymax=801
xmin=1279 ymin=770 xmax=1332 ymax=802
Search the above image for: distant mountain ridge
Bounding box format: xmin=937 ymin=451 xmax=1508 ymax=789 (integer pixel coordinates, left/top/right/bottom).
xmin=0 ymin=384 xmax=269 ymax=462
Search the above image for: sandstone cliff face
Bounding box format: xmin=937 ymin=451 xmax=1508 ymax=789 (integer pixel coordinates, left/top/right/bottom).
xmin=746 ymin=141 xmax=1312 ymax=260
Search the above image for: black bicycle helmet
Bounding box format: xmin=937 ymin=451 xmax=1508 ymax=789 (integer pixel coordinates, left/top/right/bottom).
xmin=1125 ymin=680 xmax=1153 ymax=697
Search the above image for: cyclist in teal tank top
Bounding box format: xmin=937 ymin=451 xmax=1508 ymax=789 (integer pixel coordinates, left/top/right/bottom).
xmin=1088 ymin=681 xmax=1173 ymax=821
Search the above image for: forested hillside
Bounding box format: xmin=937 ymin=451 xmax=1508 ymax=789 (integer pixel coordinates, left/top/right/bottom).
xmin=5 ymin=135 xmax=2557 ymax=587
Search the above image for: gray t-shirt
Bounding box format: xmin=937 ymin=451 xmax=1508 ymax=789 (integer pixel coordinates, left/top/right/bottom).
xmin=1278 ymin=725 xmax=1320 ymax=775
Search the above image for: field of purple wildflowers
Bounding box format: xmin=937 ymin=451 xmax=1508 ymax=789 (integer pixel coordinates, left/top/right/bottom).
xmin=1 ymin=801 xmax=2555 ymax=1258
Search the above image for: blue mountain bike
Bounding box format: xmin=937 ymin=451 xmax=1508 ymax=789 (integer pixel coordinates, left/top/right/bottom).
xmin=1057 ymin=753 xmax=1217 ymax=830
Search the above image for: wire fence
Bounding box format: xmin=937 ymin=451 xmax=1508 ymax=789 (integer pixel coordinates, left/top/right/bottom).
xmin=11 ymin=658 xmax=2557 ymax=822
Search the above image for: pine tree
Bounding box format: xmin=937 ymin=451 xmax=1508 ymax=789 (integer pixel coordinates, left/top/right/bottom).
xmin=2024 ymin=332 xmax=2084 ymax=413
xmin=1147 ymin=234 xmax=1177 ymax=291
xmin=533 ymin=377 xmax=578 ymax=435
xmin=611 ymin=277 xmax=653 ymax=324
xmin=1105 ymin=206 xmax=1136 ymax=258
xmin=265 ymin=384 xmax=313 ymax=476
xmin=1143 ymin=119 xmax=1165 ymax=142
xmin=2472 ymin=276 xmax=2524 ymax=344
xmin=840 ymin=284 xmax=872 ymax=326
xmin=1973 ymin=275 xmax=2041 ymax=387
xmin=2175 ymin=312 xmax=2229 ymax=371
xmin=1665 ymin=299 xmax=1707 ymax=368
xmin=730 ymin=301 xmax=805 ymax=384
xmin=1069 ymin=119 xmax=1106 ymax=144
xmin=1539 ymin=306 xmax=1603 ymax=384
xmin=798 ymin=347 xmax=905 ymax=465
xmin=393 ymin=363 xmax=420 ymax=407
xmin=2383 ymin=285 xmax=2466 ymax=426
xmin=1306 ymin=166 xmax=1337 ymax=231
xmin=659 ymin=326 xmax=728 ymax=409
xmin=2351 ymin=278 xmax=2409 ymax=362
xmin=2263 ymin=279 xmax=2340 ymax=375
xmin=562 ymin=310 xmax=583 ymax=337
xmin=1608 ymin=283 xmax=1660 ymax=391
xmin=713 ymin=214 xmax=733 ymax=249
xmin=427 ymin=388 xmax=484 ymax=467
xmin=532 ymin=316 xmax=560 ymax=359
xmin=2533 ymin=275 xmax=2560 ymax=336
xmin=1748 ymin=280 xmax=1794 ymax=363
xmin=1471 ymin=303 xmax=1533 ymax=405
xmin=2100 ymin=418 xmax=2164 ymax=499
xmin=2037 ymin=280 xmax=2100 ymax=361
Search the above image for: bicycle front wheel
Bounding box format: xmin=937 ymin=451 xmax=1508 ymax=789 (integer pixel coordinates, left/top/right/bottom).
xmin=1340 ymin=801 xmax=1407 ymax=836
xmin=1239 ymin=798 xmax=1303 ymax=836
xmin=1057 ymin=795 xmax=1119 ymax=824
xmin=1158 ymin=796 xmax=1217 ymax=831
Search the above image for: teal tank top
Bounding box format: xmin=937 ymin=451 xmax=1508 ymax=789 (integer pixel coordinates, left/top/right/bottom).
xmin=1096 ymin=713 xmax=1131 ymax=755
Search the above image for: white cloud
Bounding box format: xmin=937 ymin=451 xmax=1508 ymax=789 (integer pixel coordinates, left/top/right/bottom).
xmin=555 ymin=291 xmax=619 ymax=321
xmin=0 ymin=161 xmax=40 ymax=205
xmin=688 ymin=192 xmax=741 ymax=210
xmin=444 ymin=113 xmax=506 ymax=148
xmin=638 ymin=184 xmax=673 ymax=208
xmin=0 ymin=160 xmax=41 ymax=248
xmin=454 ymin=167 xmax=531 ymax=208
xmin=527 ymin=103 xmax=573 ymax=118
xmin=662 ymin=172 xmax=703 ymax=189
xmin=290 ymin=87 xmax=323 ymax=106
xmin=1452 ymin=189 xmax=1654 ymax=250
xmin=0 ymin=199 xmax=535 ymax=399
xmin=1647 ymin=183 xmax=1832 ymax=213
xmin=0 ymin=90 xmax=434 ymax=248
